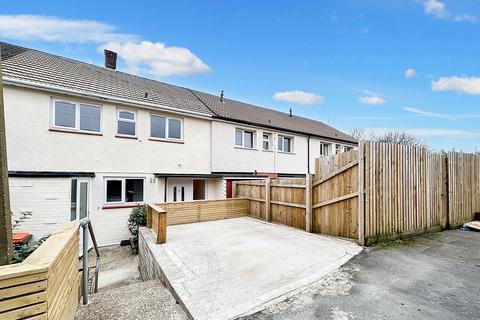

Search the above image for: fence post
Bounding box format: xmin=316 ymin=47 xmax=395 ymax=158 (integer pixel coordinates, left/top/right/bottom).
xmin=157 ymin=210 xmax=167 ymax=244
xmin=265 ymin=178 xmax=271 ymax=221
xmin=305 ymin=174 xmax=313 ymax=232
xmin=357 ymin=141 xmax=365 ymax=246
xmin=147 ymin=204 xmax=152 ymax=229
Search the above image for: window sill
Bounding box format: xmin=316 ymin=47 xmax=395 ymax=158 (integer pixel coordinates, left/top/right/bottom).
xmin=234 ymin=146 xmax=258 ymax=151
xmin=278 ymin=151 xmax=295 ymax=155
xmin=149 ymin=138 xmax=184 ymax=144
xmin=262 ymin=149 xmax=274 ymax=153
xmin=102 ymin=203 xmax=143 ymax=209
xmin=49 ymin=128 xmax=102 ymax=136
xmin=115 ymin=135 xmax=138 ymax=140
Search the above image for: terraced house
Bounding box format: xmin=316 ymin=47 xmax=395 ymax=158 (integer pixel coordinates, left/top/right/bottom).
xmin=1 ymin=42 xmax=357 ymax=245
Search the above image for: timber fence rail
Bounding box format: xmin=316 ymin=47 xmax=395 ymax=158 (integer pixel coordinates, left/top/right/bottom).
xmin=147 ymin=198 xmax=249 ymax=243
xmin=235 ymin=141 xmax=480 ymax=245
xmin=0 ymin=222 xmax=80 ymax=320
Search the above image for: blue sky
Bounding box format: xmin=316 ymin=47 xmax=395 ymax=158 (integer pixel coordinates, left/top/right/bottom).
xmin=0 ymin=0 xmax=479 ymax=151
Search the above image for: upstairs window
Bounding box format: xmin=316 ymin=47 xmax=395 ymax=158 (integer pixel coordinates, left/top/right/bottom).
xmin=150 ymin=115 xmax=183 ymax=140
xmin=117 ymin=110 xmax=136 ymax=137
xmin=53 ymin=99 xmax=101 ymax=133
xmin=320 ymin=143 xmax=330 ymax=156
xmin=105 ymin=178 xmax=144 ymax=204
xmin=262 ymin=133 xmax=271 ymax=150
xmin=343 ymin=146 xmax=353 ymax=152
xmin=278 ymin=135 xmax=292 ymax=153
xmin=335 ymin=144 xmax=341 ymax=154
xmin=235 ymin=129 xmax=254 ymax=149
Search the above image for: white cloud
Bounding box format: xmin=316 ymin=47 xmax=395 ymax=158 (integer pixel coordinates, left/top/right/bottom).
xmin=0 ymin=15 xmax=211 ymax=77
xmin=273 ymin=90 xmax=324 ymax=105
xmin=101 ymin=41 xmax=210 ymax=77
xmin=405 ymin=68 xmax=416 ymax=79
xmin=424 ymin=0 xmax=449 ymax=18
xmin=0 ymin=15 xmax=136 ymax=43
xmin=403 ymin=107 xmax=455 ymax=120
xmin=431 ymin=76 xmax=480 ymax=95
xmin=358 ymin=96 xmax=386 ymax=105
xmin=423 ymin=1 xmax=479 ymax=23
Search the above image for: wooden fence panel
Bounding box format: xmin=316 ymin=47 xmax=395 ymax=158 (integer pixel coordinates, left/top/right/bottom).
xmin=312 ymin=149 xmax=359 ymax=239
xmin=448 ymin=152 xmax=480 ymax=228
xmin=0 ymin=222 xmax=80 ymax=320
xmin=363 ymin=142 xmax=448 ymax=244
xmin=234 ymin=179 xmax=308 ymax=230
xmin=158 ymin=198 xmax=249 ymax=226
xmin=235 ymin=182 xmax=266 ymax=219
xmin=270 ymin=183 xmax=306 ymax=229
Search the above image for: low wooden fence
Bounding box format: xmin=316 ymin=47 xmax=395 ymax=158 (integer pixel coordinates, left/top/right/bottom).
xmin=235 ymin=141 xmax=480 ymax=245
xmin=0 ymin=222 xmax=80 ymax=320
xmin=146 ymin=198 xmax=249 ymax=243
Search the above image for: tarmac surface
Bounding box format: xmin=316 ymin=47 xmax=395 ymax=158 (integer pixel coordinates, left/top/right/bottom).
xmin=240 ymin=229 xmax=480 ymax=320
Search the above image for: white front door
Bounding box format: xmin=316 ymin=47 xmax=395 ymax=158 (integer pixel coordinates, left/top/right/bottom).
xmin=168 ymin=184 xmax=187 ymax=202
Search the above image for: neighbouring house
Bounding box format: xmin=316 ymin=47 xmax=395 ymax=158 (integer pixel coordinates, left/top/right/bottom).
xmin=1 ymin=42 xmax=357 ymax=245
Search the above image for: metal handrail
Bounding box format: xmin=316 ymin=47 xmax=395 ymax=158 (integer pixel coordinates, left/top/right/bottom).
xmin=79 ymin=217 xmax=100 ymax=305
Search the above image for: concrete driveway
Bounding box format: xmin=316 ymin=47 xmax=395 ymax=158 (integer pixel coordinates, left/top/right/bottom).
xmin=240 ymin=229 xmax=480 ymax=320
xmin=140 ymin=217 xmax=361 ymax=320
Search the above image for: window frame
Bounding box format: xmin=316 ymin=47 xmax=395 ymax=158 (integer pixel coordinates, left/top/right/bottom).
xmin=103 ymin=177 xmax=145 ymax=205
xmin=234 ymin=128 xmax=255 ymax=149
xmin=51 ymin=98 xmax=102 ymax=134
xmin=277 ymin=135 xmax=293 ymax=153
xmin=319 ymin=142 xmax=330 ymax=157
xmin=335 ymin=144 xmax=341 ymax=154
xmin=262 ymin=133 xmax=271 ymax=151
xmin=149 ymin=113 xmax=184 ymax=141
xmin=116 ymin=109 xmax=137 ymax=137
xmin=343 ymin=145 xmax=353 ymax=153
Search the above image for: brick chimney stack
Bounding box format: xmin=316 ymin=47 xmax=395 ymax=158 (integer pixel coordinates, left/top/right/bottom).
xmin=104 ymin=50 xmax=117 ymax=70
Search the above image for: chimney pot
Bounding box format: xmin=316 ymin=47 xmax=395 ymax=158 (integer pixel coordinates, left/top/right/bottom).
xmin=289 ymin=108 xmax=292 ymax=117
xmin=220 ymin=90 xmax=224 ymax=102
xmin=104 ymin=49 xmax=117 ymax=70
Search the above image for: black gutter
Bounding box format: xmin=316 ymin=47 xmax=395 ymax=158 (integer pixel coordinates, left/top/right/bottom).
xmin=8 ymin=171 xmax=95 ymax=178
xmin=154 ymin=173 xmax=225 ymax=178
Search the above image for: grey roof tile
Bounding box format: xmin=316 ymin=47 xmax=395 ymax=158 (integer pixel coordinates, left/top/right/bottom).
xmin=0 ymin=42 xmax=356 ymax=143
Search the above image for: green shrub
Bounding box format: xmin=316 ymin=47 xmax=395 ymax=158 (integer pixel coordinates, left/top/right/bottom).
xmin=12 ymin=235 xmax=50 ymax=264
xmin=127 ymin=205 xmax=147 ymax=237
xmin=11 ymin=211 xmax=50 ymax=263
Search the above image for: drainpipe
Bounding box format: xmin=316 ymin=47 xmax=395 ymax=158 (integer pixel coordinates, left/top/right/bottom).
xmin=164 ymin=177 xmax=167 ymax=202
xmin=307 ymin=136 xmax=311 ymax=174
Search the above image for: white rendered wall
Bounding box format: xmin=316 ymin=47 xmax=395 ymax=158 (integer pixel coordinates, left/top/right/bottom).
xmin=3 ymin=86 xmax=212 ymax=174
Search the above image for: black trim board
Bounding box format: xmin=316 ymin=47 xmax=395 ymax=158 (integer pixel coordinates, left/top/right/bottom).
xmin=8 ymin=171 xmax=95 ymax=178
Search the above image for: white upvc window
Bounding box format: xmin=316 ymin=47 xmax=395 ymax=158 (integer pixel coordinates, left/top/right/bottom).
xmin=104 ymin=177 xmax=145 ymax=204
xmin=150 ymin=114 xmax=183 ymax=141
xmin=235 ymin=128 xmax=255 ymax=149
xmin=277 ymin=135 xmax=292 ymax=153
xmin=117 ymin=109 xmax=137 ymax=137
xmin=320 ymin=142 xmax=330 ymax=156
xmin=262 ymin=133 xmax=271 ymax=150
xmin=343 ymin=145 xmax=353 ymax=152
xmin=335 ymin=144 xmax=341 ymax=154
xmin=52 ymin=99 xmax=102 ymax=133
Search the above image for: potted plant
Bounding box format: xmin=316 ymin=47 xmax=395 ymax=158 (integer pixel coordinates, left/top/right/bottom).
xmin=127 ymin=205 xmax=147 ymax=254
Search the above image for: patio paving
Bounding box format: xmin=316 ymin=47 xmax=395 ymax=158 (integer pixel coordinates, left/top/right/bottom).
xmin=140 ymin=217 xmax=362 ymax=320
